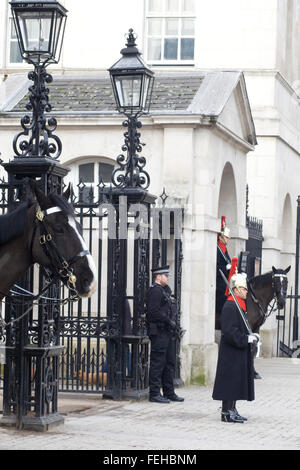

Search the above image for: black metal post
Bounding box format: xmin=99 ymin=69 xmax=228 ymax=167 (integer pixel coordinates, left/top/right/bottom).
xmin=293 ymin=196 xmax=300 ymax=342
xmin=1 ymin=63 xmax=68 ymax=431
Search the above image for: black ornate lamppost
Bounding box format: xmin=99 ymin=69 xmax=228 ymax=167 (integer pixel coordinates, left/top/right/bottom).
xmin=106 ymin=30 xmax=156 ymax=399
xmin=109 ymin=28 xmax=155 ymax=190
xmin=1 ymin=0 xmax=68 ymax=431
xmin=10 ymin=0 xmax=67 ymax=165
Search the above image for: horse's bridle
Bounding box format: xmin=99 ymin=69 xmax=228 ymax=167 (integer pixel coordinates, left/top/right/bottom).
xmin=272 ymin=273 xmax=288 ymax=302
xmin=248 ymin=272 xmax=288 ymax=323
xmin=0 ymin=204 xmax=90 ymax=334
xmin=31 ymin=204 xmax=90 ymax=295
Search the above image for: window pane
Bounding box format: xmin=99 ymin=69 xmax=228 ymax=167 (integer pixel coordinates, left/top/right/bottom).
xmin=182 ymin=18 xmax=195 ymax=35
xmin=165 ymin=18 xmax=179 ymax=35
xmin=10 ymin=19 xmax=17 ymax=39
xmin=99 ymin=163 xmax=114 ymax=183
xmin=164 ymin=38 xmax=178 ymax=59
xmin=182 ymin=0 xmax=195 ymax=12
xmin=181 ymin=38 xmax=194 ymax=60
xmin=148 ymin=0 xmax=163 ymax=12
xmin=80 ymin=187 xmax=94 ymax=204
xmin=148 ymin=18 xmax=162 ymax=36
xmin=79 ymin=163 xmax=94 ymax=183
xmin=148 ymin=38 xmax=161 ymax=60
xmin=10 ymin=41 xmax=22 ymax=63
xmin=166 ymin=0 xmax=179 ymax=11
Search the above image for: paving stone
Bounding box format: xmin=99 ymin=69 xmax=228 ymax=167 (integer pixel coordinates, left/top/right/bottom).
xmin=0 ymin=358 xmax=299 ymax=450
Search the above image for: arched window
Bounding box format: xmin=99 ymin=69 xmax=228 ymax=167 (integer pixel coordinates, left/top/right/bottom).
xmin=66 ymin=158 xmax=115 ymax=203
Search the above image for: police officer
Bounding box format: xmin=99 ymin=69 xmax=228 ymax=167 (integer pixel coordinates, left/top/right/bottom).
xmin=215 ymin=218 xmax=232 ymax=330
xmin=212 ymin=272 xmax=258 ymax=423
xmin=147 ymin=265 xmax=184 ymax=404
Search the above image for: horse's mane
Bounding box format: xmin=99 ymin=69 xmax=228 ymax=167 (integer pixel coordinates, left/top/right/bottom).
xmin=249 ymin=271 xmax=272 ymax=289
xmin=0 ymin=202 xmax=29 ymax=246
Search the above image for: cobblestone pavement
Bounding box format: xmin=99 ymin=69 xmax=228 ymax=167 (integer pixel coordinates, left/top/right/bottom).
xmin=0 ymin=358 xmax=299 ymax=450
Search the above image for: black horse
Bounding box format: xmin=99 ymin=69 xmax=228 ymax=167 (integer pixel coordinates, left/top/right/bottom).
xmin=215 ymin=265 xmax=290 ymax=333
xmin=0 ymin=182 xmax=97 ymax=301
xmin=246 ymin=266 xmax=290 ymax=333
xmin=246 ymin=265 xmax=290 ymax=378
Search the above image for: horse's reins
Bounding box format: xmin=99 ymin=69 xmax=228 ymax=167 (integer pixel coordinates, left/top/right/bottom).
xmin=0 ymin=203 xmax=91 ymax=332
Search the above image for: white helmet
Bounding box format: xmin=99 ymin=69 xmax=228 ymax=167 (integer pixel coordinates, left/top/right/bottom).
xmin=230 ymin=273 xmax=248 ymax=291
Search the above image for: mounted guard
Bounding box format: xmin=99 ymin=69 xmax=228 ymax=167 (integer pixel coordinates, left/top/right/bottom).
xmin=215 ymin=216 xmax=232 ymax=330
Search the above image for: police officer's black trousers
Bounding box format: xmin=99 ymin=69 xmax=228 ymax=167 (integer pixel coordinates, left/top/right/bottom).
xmin=149 ymin=331 xmax=176 ymax=398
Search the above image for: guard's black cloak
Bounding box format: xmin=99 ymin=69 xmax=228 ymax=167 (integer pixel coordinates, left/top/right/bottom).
xmin=212 ymin=299 xmax=255 ymax=402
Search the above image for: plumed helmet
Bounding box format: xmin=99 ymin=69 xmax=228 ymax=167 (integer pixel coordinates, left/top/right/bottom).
xmin=225 ymin=257 xmax=238 ymax=297
xmin=230 ymin=272 xmax=248 ymax=291
xmin=220 ymin=216 xmax=230 ymax=239
xmin=222 ymin=227 xmax=231 ymax=238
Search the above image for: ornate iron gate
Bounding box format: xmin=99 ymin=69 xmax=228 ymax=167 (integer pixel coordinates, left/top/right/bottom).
xmin=245 ymin=186 xmax=263 ymax=279
xmin=0 ymin=177 xmax=8 ymax=392
xmin=276 ymin=289 xmax=300 ymax=358
xmin=57 ymin=185 xmax=184 ymax=396
xmin=276 ymin=196 xmax=300 ymax=358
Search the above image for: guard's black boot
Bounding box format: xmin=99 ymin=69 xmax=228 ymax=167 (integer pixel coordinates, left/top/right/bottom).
xmin=254 ymin=370 xmax=262 ymax=379
xmin=221 ymin=401 xmax=244 ymax=423
xmin=221 ymin=409 xmax=244 ymax=423
xmin=233 ymin=401 xmax=247 ymax=421
xmin=149 ymin=394 xmax=170 ymax=404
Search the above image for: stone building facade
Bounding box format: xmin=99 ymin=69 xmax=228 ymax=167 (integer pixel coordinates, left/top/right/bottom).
xmin=0 ymin=0 xmax=299 ymax=382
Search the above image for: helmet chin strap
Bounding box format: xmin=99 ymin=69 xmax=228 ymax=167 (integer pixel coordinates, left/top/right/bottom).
xmin=220 ymin=233 xmax=227 ymax=244
xmin=236 ymin=287 xmax=243 ymax=297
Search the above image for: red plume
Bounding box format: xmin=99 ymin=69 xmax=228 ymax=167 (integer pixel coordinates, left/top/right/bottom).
xmin=221 ymin=216 xmax=226 ymax=232
xmin=225 ymin=256 xmax=238 ymax=297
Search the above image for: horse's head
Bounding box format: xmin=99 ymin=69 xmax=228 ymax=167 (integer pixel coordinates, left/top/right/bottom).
xmin=272 ymin=266 xmax=291 ymax=309
xmin=30 ymin=183 xmax=97 ymax=298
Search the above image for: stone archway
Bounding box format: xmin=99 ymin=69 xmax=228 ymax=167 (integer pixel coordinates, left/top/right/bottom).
xmin=218 ymin=162 xmax=238 ymax=226
xmin=215 ymin=162 xmax=238 ymax=342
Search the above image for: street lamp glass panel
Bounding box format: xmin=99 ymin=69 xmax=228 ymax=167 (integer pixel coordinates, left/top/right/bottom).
xmin=142 ymin=76 xmax=150 ymax=109
xmin=115 ymin=75 xmax=143 ymax=109
xmin=18 ymin=11 xmax=52 ymax=53
xmin=10 ymin=1 xmax=67 ymax=65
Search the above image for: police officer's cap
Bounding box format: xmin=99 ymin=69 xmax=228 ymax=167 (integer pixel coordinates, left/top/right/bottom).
xmin=152 ymin=265 xmax=170 ymax=275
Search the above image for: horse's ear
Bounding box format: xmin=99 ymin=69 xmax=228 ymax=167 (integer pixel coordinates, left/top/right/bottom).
xmin=285 ymin=266 xmax=291 ymax=274
xmin=63 ymin=183 xmax=72 ymax=201
xmin=31 ymin=182 xmax=49 ymax=210
xmin=26 ymin=179 xmax=37 ymax=204
xmin=272 ymin=266 xmax=277 ymax=274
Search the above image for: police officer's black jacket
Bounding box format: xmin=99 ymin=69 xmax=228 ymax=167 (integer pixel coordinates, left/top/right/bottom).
xmin=146 ymin=283 xmax=173 ymax=332
xmin=212 ymin=299 xmax=255 ymax=402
